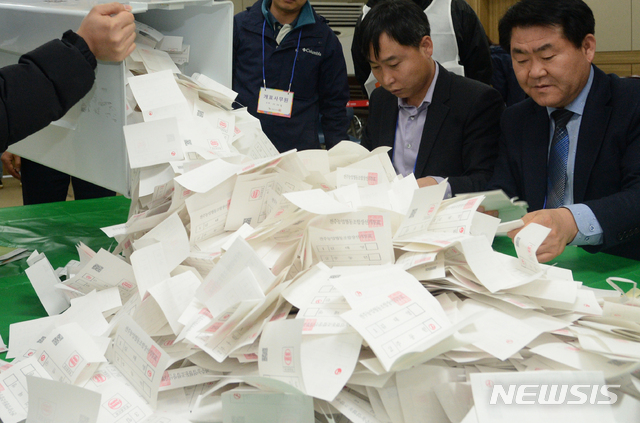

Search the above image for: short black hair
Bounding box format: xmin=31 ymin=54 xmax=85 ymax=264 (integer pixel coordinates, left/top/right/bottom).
xmin=498 ymin=0 xmax=595 ymax=52
xmin=359 ymin=0 xmax=431 ymax=61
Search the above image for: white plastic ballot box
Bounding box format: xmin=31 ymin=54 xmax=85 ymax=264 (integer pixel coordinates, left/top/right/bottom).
xmin=0 ymin=0 xmax=233 ymax=197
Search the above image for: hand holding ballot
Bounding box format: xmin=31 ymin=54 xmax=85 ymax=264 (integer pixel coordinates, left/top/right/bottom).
xmin=76 ymin=2 xmax=136 ymax=62
xmin=508 ymin=208 xmax=580 ymax=263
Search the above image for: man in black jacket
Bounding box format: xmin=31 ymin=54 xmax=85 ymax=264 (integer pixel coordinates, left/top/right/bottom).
xmin=359 ymin=0 xmax=503 ymax=195
xmin=351 ymin=0 xmax=492 ymax=97
xmin=487 ymin=0 xmax=640 ymax=262
xmin=0 ymin=2 xmax=135 ymax=203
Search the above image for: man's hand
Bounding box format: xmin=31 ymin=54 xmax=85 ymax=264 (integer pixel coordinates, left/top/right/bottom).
xmin=76 ymin=2 xmax=136 ymax=62
xmin=478 ymin=206 xmax=499 ymax=218
xmin=507 ymin=208 xmax=579 ymax=263
xmin=1 ymin=151 xmax=21 ymax=180
xmin=417 ymin=176 xmax=438 ymax=188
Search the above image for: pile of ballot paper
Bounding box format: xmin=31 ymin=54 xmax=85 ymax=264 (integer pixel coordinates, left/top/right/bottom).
xmin=1 ymin=21 xmax=640 ymax=423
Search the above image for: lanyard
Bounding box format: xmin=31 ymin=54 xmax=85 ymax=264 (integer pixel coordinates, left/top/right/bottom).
xmin=262 ymin=20 xmax=303 ymax=93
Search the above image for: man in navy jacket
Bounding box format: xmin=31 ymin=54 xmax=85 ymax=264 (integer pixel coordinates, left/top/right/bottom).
xmin=487 ymin=0 xmax=640 ymax=262
xmin=233 ymin=0 xmax=350 ymax=152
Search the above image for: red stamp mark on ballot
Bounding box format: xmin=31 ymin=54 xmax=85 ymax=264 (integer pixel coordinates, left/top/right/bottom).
xmin=368 ymin=172 xmax=378 ymax=185
xmin=463 ymin=198 xmax=478 ymax=210
xmin=303 ymin=319 xmax=317 ymax=332
xmin=359 ymin=231 xmax=376 ymax=242
xmin=283 ymin=348 xmax=293 ymax=366
xmin=368 ymin=215 xmax=383 ymax=227
xmin=108 ymin=398 xmax=122 ymax=410
xmin=389 ymin=291 xmax=411 ymax=306
xmin=68 ymin=354 xmax=80 ymax=368
xmin=160 ymin=371 xmax=171 ymax=387
xmin=147 ymin=346 xmax=161 ymax=367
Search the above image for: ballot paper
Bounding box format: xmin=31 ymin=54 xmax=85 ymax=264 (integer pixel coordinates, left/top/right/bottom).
xmin=307 ymin=211 xmax=395 ymax=267
xmin=394 ymin=182 xmax=447 ymax=239
xmin=62 ymin=248 xmax=138 ymax=305
xmin=457 ymin=189 xmax=528 ymax=222
xmin=512 ymin=223 xmax=551 ymax=272
xmin=25 ymin=253 xmax=69 ymax=316
xmin=110 ymin=316 xmax=170 ymax=408
xmin=124 ymin=117 xmax=185 ymax=169
xmin=7 ymin=56 xmax=640 ymax=423
xmin=0 ymin=357 xmax=52 ymax=423
xmin=222 ymin=388 xmax=314 ymax=423
xmin=258 ymin=319 xmax=362 ymax=401
xmin=26 ymin=376 xmax=101 ymax=423
xmin=340 ymin=275 xmax=452 ymax=372
xmin=34 ymin=322 xmax=107 ymax=385
xmin=283 ymin=265 xmax=355 ymax=335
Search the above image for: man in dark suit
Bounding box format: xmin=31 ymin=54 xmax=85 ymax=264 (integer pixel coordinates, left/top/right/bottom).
xmin=487 ymin=0 xmax=640 ymax=262
xmin=358 ymin=0 xmax=504 ymax=195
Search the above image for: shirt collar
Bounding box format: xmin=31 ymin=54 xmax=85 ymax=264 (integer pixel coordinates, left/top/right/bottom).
xmin=546 ymin=65 xmax=594 ymax=118
xmin=262 ymin=0 xmax=315 ymax=31
xmin=397 ymin=61 xmax=439 ymax=110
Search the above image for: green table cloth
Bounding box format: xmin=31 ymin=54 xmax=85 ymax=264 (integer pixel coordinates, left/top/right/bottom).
xmin=1 ymin=197 xmax=638 ymax=360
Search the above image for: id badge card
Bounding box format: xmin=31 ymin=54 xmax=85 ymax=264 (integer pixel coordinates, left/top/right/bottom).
xmin=257 ymin=87 xmax=294 ymax=118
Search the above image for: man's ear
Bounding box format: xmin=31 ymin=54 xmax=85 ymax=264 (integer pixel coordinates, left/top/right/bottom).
xmin=420 ymin=35 xmax=433 ymax=58
xmin=582 ymin=34 xmax=596 ymax=63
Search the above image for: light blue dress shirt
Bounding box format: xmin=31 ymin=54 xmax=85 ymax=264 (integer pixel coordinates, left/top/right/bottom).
xmin=393 ymin=66 xmax=453 ymax=197
xmin=546 ymin=66 xmax=603 ymax=246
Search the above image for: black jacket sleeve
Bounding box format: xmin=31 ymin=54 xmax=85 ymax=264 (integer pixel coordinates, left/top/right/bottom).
xmin=450 ymin=0 xmax=492 ymax=85
xmin=0 ymin=30 xmax=97 ymax=151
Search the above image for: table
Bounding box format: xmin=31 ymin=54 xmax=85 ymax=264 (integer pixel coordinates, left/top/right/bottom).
xmin=1 ymin=197 xmax=639 ymax=360
xmin=0 ymin=196 xmax=130 ymax=359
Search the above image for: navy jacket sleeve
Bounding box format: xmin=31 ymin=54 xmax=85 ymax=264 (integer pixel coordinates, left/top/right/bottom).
xmin=318 ymin=35 xmax=350 ymax=149
xmin=450 ymin=0 xmax=492 ymax=85
xmin=0 ymin=30 xmax=97 ymax=151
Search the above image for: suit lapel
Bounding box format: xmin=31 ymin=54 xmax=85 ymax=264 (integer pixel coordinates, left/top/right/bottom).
xmin=379 ymin=91 xmax=399 ymax=149
xmin=574 ymin=68 xmax=612 ymax=203
xmin=522 ymin=104 xmax=550 ymax=210
xmin=414 ymin=64 xmax=450 ymax=177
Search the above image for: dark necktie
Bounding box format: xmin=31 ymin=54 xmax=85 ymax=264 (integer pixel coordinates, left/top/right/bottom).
xmin=546 ymin=109 xmax=574 ymax=209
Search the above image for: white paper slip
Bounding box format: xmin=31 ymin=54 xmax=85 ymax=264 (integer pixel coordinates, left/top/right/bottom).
xmin=258 ymin=319 xmax=306 ymax=392
xmin=63 ymin=248 xmax=138 ymax=305
xmin=428 ymin=195 xmax=484 ymax=235
xmin=0 ymin=357 xmax=52 ymax=423
xmin=394 ymin=181 xmax=447 ymax=239
xmin=124 ymin=117 xmax=184 ymax=169
xmin=307 ymin=211 xmax=395 ymax=267
xmin=330 ymin=389 xmax=384 ymax=423
xmin=222 ymin=388 xmax=314 ymax=423
xmin=25 ymin=254 xmax=70 ymax=316
xmin=284 ymin=189 xmax=355 ymax=214
xmin=110 ymin=315 xmax=170 ymax=408
xmin=341 ymin=280 xmax=452 ymax=372
xmin=496 ymin=219 xmax=524 ymax=236
xmin=513 ymin=222 xmax=551 ymax=273
xmin=34 ymin=322 xmax=107 ymax=385
xmin=137 ymin=46 xmax=181 ymax=74
xmin=26 ymin=376 xmax=101 ymax=423
xmin=133 ymin=212 xmax=190 ymax=273
xmin=196 ymin=237 xmax=276 ymax=302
